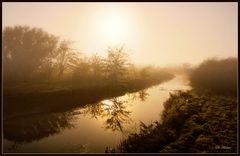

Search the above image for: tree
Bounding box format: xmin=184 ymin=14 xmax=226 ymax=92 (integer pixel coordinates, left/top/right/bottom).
xmin=55 ymin=40 xmax=80 ymax=78
xmin=3 ymin=26 xmax=59 ymax=82
xmin=104 ymin=46 xmax=130 ymax=84
xmin=89 ymin=53 xmax=104 ymax=78
xmin=71 ymin=57 xmax=91 ymax=82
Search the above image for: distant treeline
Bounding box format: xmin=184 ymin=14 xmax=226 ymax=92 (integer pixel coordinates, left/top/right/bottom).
xmin=3 ymin=26 xmax=173 ymax=92
xmin=118 ymin=57 xmax=237 ymax=153
xmin=190 ymin=57 xmax=237 ymax=97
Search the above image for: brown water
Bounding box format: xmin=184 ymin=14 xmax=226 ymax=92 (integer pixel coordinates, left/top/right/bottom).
xmin=3 ymin=74 xmax=190 ymax=153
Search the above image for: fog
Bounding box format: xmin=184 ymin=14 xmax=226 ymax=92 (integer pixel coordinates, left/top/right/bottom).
xmin=2 ymin=2 xmax=238 ymax=154
xmin=2 ymin=2 xmax=238 ymax=66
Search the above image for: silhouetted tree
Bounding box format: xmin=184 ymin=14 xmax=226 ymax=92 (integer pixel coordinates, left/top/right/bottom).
xmin=3 ymin=26 xmax=59 ymax=82
xmin=71 ymin=58 xmax=91 ymax=82
xmin=56 ymin=40 xmax=80 ymax=79
xmin=89 ymin=53 xmax=105 ymax=79
xmin=36 ymin=45 xmax=59 ymax=80
xmin=104 ymin=46 xmax=130 ymax=84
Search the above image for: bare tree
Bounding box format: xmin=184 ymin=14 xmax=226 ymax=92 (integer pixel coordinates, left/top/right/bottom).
xmin=104 ymin=46 xmax=130 ymax=83
xmin=89 ymin=53 xmax=104 ymax=78
xmin=55 ymin=40 xmax=80 ymax=78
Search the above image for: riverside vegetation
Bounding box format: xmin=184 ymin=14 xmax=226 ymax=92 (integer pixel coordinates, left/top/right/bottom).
xmin=3 ymin=26 xmax=173 ymax=120
xmin=118 ymin=58 xmax=237 ymax=153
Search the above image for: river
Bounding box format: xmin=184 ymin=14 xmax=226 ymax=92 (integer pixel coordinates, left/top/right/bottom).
xmin=3 ymin=74 xmax=191 ymax=153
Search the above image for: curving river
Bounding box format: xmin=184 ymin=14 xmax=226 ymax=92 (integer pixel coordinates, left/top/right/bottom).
xmin=3 ymin=74 xmax=191 ymax=153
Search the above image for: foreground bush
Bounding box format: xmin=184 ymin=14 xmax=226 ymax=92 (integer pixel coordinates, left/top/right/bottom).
xmin=118 ymin=91 xmax=237 ymax=153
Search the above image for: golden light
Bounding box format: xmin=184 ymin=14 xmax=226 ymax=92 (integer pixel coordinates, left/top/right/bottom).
xmin=90 ymin=5 xmax=133 ymax=46
xmin=102 ymin=100 xmax=113 ymax=108
xmin=101 ymin=14 xmax=128 ymax=43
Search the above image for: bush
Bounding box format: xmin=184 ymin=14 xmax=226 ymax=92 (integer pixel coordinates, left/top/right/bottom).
xmin=118 ymin=91 xmax=237 ymax=153
xmin=189 ymin=57 xmax=237 ymax=96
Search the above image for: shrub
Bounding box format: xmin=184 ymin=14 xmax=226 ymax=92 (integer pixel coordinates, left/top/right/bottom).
xmin=189 ymin=57 xmax=237 ymax=96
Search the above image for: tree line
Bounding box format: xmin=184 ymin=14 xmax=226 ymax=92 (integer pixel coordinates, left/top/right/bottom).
xmin=2 ymin=26 xmax=143 ymax=84
xmin=3 ymin=25 xmax=174 ymax=94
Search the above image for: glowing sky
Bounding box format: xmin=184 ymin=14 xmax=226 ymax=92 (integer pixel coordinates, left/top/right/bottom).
xmin=2 ymin=2 xmax=238 ymax=66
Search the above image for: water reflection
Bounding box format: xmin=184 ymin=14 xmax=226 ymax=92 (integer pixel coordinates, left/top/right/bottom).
xmin=81 ymin=102 xmax=105 ymax=119
xmin=138 ymin=90 xmax=149 ymax=102
xmin=103 ymin=98 xmax=132 ymax=131
xmin=4 ymin=111 xmax=76 ymax=143
xmin=4 ymin=89 xmax=149 ymax=148
xmin=82 ymin=98 xmax=132 ymax=132
xmin=80 ymin=89 xmax=149 ymax=132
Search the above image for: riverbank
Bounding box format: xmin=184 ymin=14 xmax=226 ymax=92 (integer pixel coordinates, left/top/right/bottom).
xmin=4 ymin=73 xmax=174 ymax=120
xmin=3 ymin=74 xmax=187 ymax=152
xmin=118 ymin=58 xmax=237 ymax=153
xmin=118 ymin=90 xmax=237 ymax=153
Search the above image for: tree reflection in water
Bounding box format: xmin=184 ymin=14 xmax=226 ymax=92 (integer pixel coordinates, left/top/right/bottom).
xmin=81 ymin=102 xmax=106 ymax=119
xmin=4 ymin=111 xmax=76 ymax=151
xmin=138 ymin=89 xmax=149 ymax=102
xmin=81 ymin=98 xmax=131 ymax=131
xmin=82 ymin=89 xmax=149 ymax=132
xmin=103 ymin=98 xmax=132 ymax=131
xmin=125 ymin=89 xmax=149 ymax=103
xmin=4 ymin=89 xmax=149 ymax=151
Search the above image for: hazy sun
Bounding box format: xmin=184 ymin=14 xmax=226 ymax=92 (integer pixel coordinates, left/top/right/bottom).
xmin=101 ymin=14 xmax=127 ymax=43
xmin=93 ymin=5 xmax=132 ymax=45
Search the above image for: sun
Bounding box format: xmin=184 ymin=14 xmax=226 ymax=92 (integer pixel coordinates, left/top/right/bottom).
xmin=85 ymin=5 xmax=135 ymax=53
xmin=101 ymin=14 xmax=127 ymax=43
xmin=93 ymin=6 xmax=132 ymax=45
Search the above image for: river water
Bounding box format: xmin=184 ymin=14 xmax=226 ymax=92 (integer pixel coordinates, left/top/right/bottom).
xmin=3 ymin=74 xmax=191 ymax=153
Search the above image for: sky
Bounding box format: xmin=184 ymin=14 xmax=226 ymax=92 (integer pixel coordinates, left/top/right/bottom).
xmin=2 ymin=2 xmax=238 ymax=66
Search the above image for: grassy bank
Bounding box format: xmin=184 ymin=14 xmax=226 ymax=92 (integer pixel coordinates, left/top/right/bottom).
xmin=118 ymin=91 xmax=237 ymax=153
xmin=118 ymin=57 xmax=237 ymax=153
xmin=4 ymin=72 xmax=174 ymax=120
